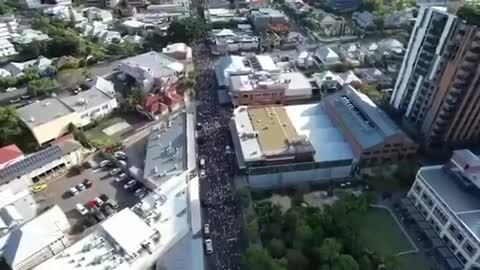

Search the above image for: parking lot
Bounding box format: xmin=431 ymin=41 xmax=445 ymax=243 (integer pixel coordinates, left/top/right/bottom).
xmin=35 ymin=155 xmax=142 ymax=232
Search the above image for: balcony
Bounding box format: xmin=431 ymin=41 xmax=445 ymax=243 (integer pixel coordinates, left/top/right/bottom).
xmin=465 ymin=51 xmax=480 ymax=63
xmin=445 ymin=95 xmax=458 ymax=106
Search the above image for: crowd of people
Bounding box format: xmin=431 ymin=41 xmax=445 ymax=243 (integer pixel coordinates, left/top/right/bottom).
xmin=193 ymin=43 xmax=245 ymax=270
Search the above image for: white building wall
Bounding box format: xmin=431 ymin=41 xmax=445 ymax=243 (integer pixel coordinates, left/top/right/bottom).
xmin=77 ymin=99 xmax=118 ymax=127
xmin=408 ymin=173 xmax=480 ymax=270
xmin=247 ymin=165 xmax=352 ymax=189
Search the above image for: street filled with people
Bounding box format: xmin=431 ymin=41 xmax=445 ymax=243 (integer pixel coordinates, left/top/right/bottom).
xmin=193 ymin=42 xmax=245 ymax=270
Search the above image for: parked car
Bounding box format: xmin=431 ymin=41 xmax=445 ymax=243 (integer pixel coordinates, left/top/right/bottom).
xmin=204 ymin=239 xmax=213 ymax=254
xmin=200 ymin=169 xmax=206 ymax=179
xmin=101 ymin=204 xmax=115 ymax=216
xmin=94 ymin=197 xmax=104 ymax=207
xmin=87 ymin=200 xmax=97 ymax=209
xmin=124 ymin=179 xmax=137 ymax=189
xmin=100 ymin=160 xmax=112 ymax=168
xmin=32 ymin=183 xmax=47 ymax=193
xmin=82 ymin=179 xmax=92 ymax=188
xmin=9 ymin=98 xmax=20 ymax=104
xmin=76 ymin=203 xmax=89 ymax=215
xmin=114 ymin=151 xmax=127 ymax=160
xmin=76 ymin=183 xmax=86 ymax=192
xmin=200 ymin=158 xmax=205 ymax=168
xmin=93 ymin=209 xmax=106 ymax=221
xmin=99 ymin=194 xmax=110 ymax=202
xmin=204 ymin=224 xmax=210 ymax=235
xmin=118 ymin=160 xmax=127 ymax=167
xmin=107 ymin=199 xmax=119 ymax=209
xmin=134 ymin=188 xmax=147 ymax=198
xmin=69 ymin=187 xmax=79 ymax=196
xmin=115 ymin=173 xmax=128 ymax=182
xmin=21 ymin=95 xmax=31 ymax=100
xmin=109 ymin=168 xmax=122 ymax=176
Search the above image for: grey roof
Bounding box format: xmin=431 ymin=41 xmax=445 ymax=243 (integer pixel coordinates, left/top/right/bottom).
xmin=59 ymin=78 xmax=115 ymax=113
xmin=324 ymin=85 xmax=407 ymax=150
xmin=0 ymin=146 xmax=63 ymax=184
xmin=419 ymin=165 xmax=480 ymax=242
xmin=120 ymin=51 xmax=181 ymax=78
xmin=143 ymin=113 xmax=186 ymax=184
xmin=17 ymin=98 xmax=73 ymax=128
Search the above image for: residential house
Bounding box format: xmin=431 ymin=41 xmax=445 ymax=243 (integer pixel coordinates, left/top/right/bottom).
xmin=162 ymin=43 xmax=192 ymax=62
xmin=119 ymin=51 xmax=185 ymax=91
xmin=44 ymin=6 xmax=86 ymax=23
xmin=285 ymin=0 xmax=311 ymax=15
xmin=123 ymin=34 xmax=143 ymax=44
xmin=58 ymin=77 xmax=118 ymax=127
xmin=354 ymin=68 xmax=392 ymax=88
xmin=249 ymin=8 xmax=288 ymax=32
xmin=314 ymin=10 xmax=346 ymax=37
xmin=314 ymin=70 xmax=361 ymax=93
xmin=0 ymin=145 xmax=24 ymax=170
xmin=82 ymin=7 xmax=114 ymax=23
xmin=314 ymin=46 xmax=340 ymax=66
xmin=210 ymin=29 xmax=259 ymax=55
xmin=4 ymin=56 xmax=53 ymax=77
xmin=206 ymin=9 xmax=249 ymax=26
xmin=0 ymin=39 xmax=16 ymax=57
xmin=140 ymin=94 xmax=169 ymax=120
xmin=352 ymin=11 xmax=375 ymax=29
xmin=384 ymin=8 xmax=415 ymax=29
xmin=326 ymin=0 xmax=362 ymax=11
xmin=12 ymin=29 xmax=49 ymax=45
xmin=0 ymin=139 xmax=85 ymax=192
xmin=339 ymin=43 xmax=365 ymax=66
xmin=0 ymin=15 xmax=18 ymax=40
xmin=296 ymin=51 xmax=314 ymax=69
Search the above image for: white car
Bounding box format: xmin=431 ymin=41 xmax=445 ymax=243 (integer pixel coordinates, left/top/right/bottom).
xmin=94 ymin=197 xmax=104 ymax=207
xmin=76 ymin=183 xmax=86 ymax=192
xmin=115 ymin=173 xmax=128 ymax=182
xmin=76 ymin=203 xmax=88 ymax=215
xmin=114 ymin=151 xmax=127 ymax=159
xmin=100 ymin=160 xmax=111 ymax=168
xmin=204 ymin=224 xmax=210 ymax=235
xmin=199 ymin=158 xmax=205 ymax=168
xmin=204 ymin=239 xmax=213 ymax=254
xmin=109 ymin=168 xmax=122 ymax=176
xmin=200 ymin=170 xmax=206 ymax=179
xmin=69 ymin=187 xmax=79 ymax=196
xmin=134 ymin=188 xmax=147 ymax=198
xmin=124 ymin=179 xmax=137 ymax=189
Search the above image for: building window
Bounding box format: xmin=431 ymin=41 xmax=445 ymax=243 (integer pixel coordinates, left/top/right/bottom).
xmin=363 ymin=151 xmax=371 ymax=155
xmin=102 ymin=104 xmax=108 ymax=109
xmin=414 ymin=183 xmax=422 ymax=194
xmin=456 ymin=252 xmax=467 ymax=266
xmin=385 ymin=144 xmax=392 ymax=147
xmin=463 ymin=242 xmax=476 ymax=256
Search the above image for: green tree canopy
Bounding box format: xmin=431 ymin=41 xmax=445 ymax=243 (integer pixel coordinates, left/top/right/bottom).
xmin=332 ymin=255 xmax=359 ymax=270
xmin=286 ymin=249 xmax=309 ymax=270
xmin=245 ymin=246 xmax=279 ymax=270
xmin=167 ymin=17 xmax=210 ymax=44
xmin=27 ymin=78 xmax=58 ymax=97
xmin=268 ymin=238 xmax=286 ymax=259
xmin=0 ymin=107 xmax=22 ymax=146
xmin=320 ymin=238 xmax=342 ymax=264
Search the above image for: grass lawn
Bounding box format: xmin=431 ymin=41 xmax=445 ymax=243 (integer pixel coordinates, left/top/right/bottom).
xmin=397 ymin=253 xmax=431 ymax=270
xmin=358 ymin=207 xmax=413 ymax=256
xmin=56 ymin=68 xmax=88 ymax=89
xmin=84 ymin=117 xmax=124 ymax=142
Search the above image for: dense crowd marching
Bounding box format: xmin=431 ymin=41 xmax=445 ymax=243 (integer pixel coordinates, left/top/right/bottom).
xmin=193 ymin=43 xmax=245 ymax=270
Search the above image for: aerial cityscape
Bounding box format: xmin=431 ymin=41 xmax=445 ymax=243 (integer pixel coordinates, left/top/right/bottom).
xmin=0 ymin=0 xmax=478 ymax=269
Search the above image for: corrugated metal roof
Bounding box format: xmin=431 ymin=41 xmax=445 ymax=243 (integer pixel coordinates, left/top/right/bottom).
xmin=0 ymin=146 xmax=63 ymax=184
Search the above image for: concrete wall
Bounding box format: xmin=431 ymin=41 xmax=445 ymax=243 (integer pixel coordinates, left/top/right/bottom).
xmin=247 ymin=165 xmax=352 ymax=189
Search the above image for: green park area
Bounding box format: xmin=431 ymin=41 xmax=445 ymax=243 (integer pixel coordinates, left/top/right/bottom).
xmin=358 ymin=207 xmax=413 ymax=255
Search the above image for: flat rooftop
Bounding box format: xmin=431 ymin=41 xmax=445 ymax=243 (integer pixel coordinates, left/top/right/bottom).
xmin=248 ymin=106 xmax=298 ymax=154
xmin=143 ymin=113 xmax=186 ymax=186
xmin=59 ymin=78 xmax=115 ymax=113
xmin=17 ymin=98 xmax=74 ymax=128
xmin=35 ymin=174 xmax=190 ymax=270
xmin=419 ymin=165 xmax=480 ymax=242
xmin=232 ymin=103 xmax=354 ymax=164
xmin=120 ymin=52 xmax=184 ymax=78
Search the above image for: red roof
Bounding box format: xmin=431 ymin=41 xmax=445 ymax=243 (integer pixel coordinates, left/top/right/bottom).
xmin=144 ymin=95 xmax=169 ymax=114
xmin=0 ymin=144 xmax=23 ymax=165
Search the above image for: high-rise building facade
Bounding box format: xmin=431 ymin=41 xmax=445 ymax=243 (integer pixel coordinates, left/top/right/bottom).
xmin=390 ymin=5 xmax=480 ymax=148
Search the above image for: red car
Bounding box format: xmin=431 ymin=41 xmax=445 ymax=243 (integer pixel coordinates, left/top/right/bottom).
xmin=83 ymin=179 xmax=93 ymax=188
xmin=87 ymin=200 xmax=97 ymax=209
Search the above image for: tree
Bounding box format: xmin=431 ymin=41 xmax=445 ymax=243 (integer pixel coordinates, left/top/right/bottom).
xmin=247 ymin=219 xmax=260 ymax=242
xmin=320 ymin=238 xmax=342 ymax=264
xmin=268 ymin=238 xmax=286 ymax=259
xmin=244 ymin=246 xmax=277 ymax=270
xmin=286 ymin=249 xmax=309 ymax=270
xmin=295 ymin=223 xmax=313 ymax=248
xmin=0 ymin=76 xmax=18 ymax=89
xmin=382 ymin=255 xmax=400 ymax=270
xmin=27 ymin=78 xmax=57 ymax=97
xmin=358 ymin=255 xmax=374 ymax=270
xmin=234 ymin=188 xmax=250 ymax=208
xmin=23 ymin=66 xmax=40 ymax=82
xmin=0 ymin=107 xmax=22 ymax=146
xmin=332 ymin=254 xmax=359 ymax=270
xmin=120 ymin=88 xmax=147 ymax=113
xmin=167 ymin=17 xmax=210 ymax=44
xmin=18 ymin=41 xmax=49 ymax=59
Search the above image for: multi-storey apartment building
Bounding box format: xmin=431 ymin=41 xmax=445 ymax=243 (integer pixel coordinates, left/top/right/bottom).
xmin=406 ymin=149 xmax=480 ymax=270
xmin=0 ymin=15 xmax=18 ymax=40
xmin=390 ymin=5 xmax=480 ymax=148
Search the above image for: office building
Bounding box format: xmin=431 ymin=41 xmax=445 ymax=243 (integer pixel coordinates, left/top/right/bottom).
xmin=249 ymin=8 xmax=288 ymax=32
xmin=210 ymin=29 xmax=259 ymax=55
xmin=390 ymin=6 xmax=480 ymax=148
xmin=230 ymin=104 xmax=355 ymax=189
xmin=323 ymin=85 xmax=417 ymax=167
xmin=405 ymin=149 xmax=480 ymax=270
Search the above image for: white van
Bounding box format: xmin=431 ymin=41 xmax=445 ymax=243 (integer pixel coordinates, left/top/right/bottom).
xmin=203 ymin=224 xmax=210 ymax=235
xmin=204 ymin=239 xmax=213 ymax=254
xmin=76 ymin=203 xmax=88 ymax=215
xmin=200 ymin=158 xmax=205 ymax=168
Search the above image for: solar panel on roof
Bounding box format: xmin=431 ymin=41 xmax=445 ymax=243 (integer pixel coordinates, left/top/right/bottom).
xmin=0 ymin=146 xmax=63 ymax=184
